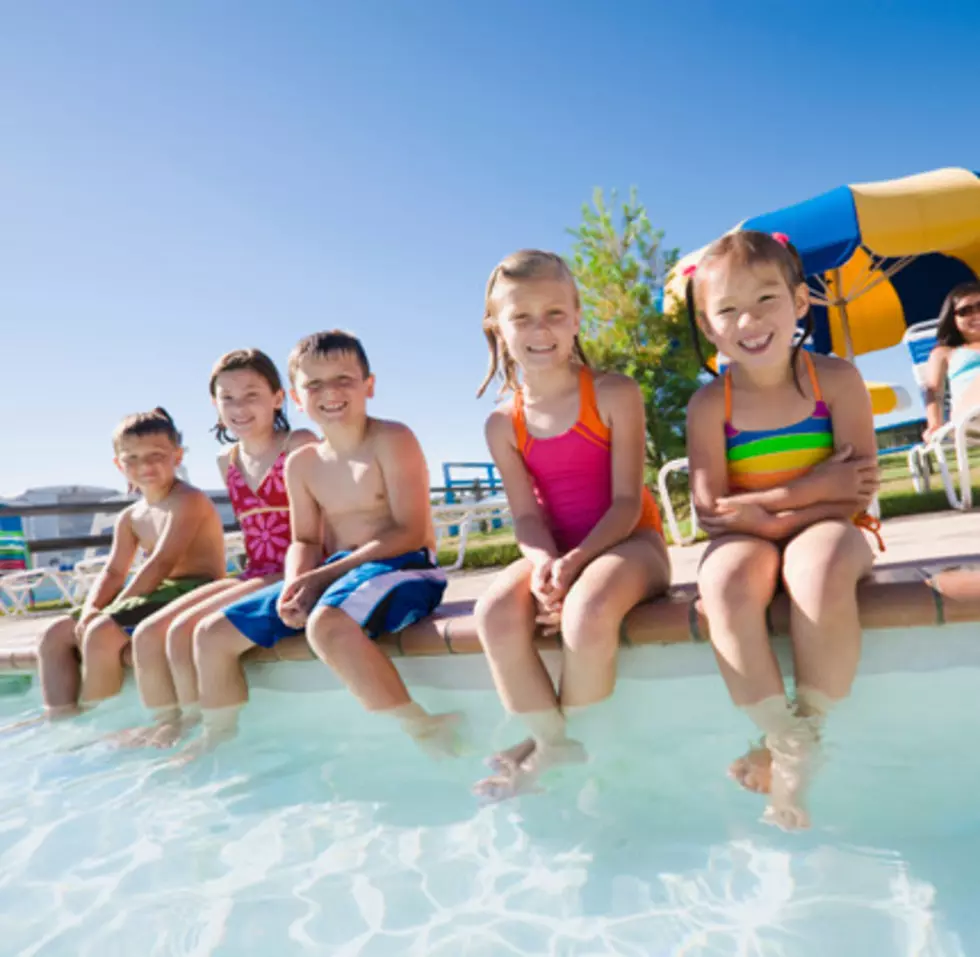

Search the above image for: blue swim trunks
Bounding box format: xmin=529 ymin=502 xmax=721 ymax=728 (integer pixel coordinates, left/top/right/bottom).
xmin=223 ymin=548 xmax=447 ymax=648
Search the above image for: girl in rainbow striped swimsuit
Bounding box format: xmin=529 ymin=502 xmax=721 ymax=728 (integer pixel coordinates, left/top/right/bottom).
xmin=473 ymin=250 xmax=671 ymax=801
xmin=685 ymin=231 xmax=881 ymax=831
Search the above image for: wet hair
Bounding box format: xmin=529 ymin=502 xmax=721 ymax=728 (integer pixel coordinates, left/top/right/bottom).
xmin=287 ymin=330 xmax=371 ymax=385
xmin=477 ymin=249 xmax=589 ymax=398
xmin=684 ymin=230 xmax=813 ymax=393
xmin=112 ymin=407 xmax=182 ymax=452
xmin=208 ymin=348 xmax=290 ymax=444
xmin=935 ymin=281 xmax=980 ymax=348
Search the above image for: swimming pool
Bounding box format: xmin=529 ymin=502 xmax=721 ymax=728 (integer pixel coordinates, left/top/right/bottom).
xmin=0 ymin=630 xmax=978 ymax=956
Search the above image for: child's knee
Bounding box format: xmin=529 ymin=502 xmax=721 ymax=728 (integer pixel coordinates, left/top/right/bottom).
xmin=131 ymin=621 xmax=167 ymax=665
xmin=165 ymin=620 xmax=195 ymax=666
xmin=700 ymin=563 xmax=772 ymax=614
xmin=81 ymin=619 xmax=126 ymax=660
xmin=560 ymin=588 xmax=620 ymax=648
xmin=783 ymin=552 xmax=859 ymax=611
xmin=38 ymin=617 xmax=79 ymax=659
xmin=306 ymin=606 xmax=358 ymax=650
xmin=475 ymin=582 xmax=532 ymax=644
xmin=192 ymin=613 xmax=229 ymax=665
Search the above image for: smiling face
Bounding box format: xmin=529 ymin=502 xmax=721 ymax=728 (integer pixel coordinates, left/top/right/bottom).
xmin=492 ymin=277 xmax=581 ymax=375
xmin=114 ymin=434 xmax=182 ymax=495
xmin=954 ymin=291 xmax=980 ymax=343
xmin=290 ymin=349 xmax=375 ymax=430
xmin=696 ymin=258 xmax=809 ymax=370
xmin=213 ymin=368 xmax=284 ymax=441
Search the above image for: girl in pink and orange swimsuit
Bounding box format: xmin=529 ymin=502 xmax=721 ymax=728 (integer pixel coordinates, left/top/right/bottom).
xmin=473 ymin=249 xmax=671 ymax=800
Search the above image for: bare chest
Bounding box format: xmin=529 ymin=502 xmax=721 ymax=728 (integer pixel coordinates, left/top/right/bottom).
xmin=311 ymin=455 xmax=387 ymax=517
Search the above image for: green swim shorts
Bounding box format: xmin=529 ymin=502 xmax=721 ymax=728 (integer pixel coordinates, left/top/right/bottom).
xmin=73 ymin=577 xmax=214 ymax=631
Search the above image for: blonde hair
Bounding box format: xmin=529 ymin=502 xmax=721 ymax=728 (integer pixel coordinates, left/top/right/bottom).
xmin=477 ymin=249 xmax=589 ymax=397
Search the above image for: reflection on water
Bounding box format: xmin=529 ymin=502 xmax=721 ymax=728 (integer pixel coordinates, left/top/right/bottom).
xmin=0 ymin=667 xmax=977 ymax=956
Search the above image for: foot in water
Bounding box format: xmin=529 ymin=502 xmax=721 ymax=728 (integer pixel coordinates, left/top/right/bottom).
xmin=472 ymin=738 xmax=588 ymax=803
xmin=402 ymin=711 xmax=465 ymax=760
xmin=729 ymin=745 xmax=773 ymax=794
xmin=761 ymin=720 xmax=821 ymax=831
xmin=485 ymin=736 xmax=536 ymax=774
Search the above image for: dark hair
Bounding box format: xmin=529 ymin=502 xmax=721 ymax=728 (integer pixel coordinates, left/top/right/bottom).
xmin=288 ymin=330 xmax=371 ymax=384
xmin=935 ymin=281 xmax=980 ymax=348
xmin=477 ymin=248 xmax=588 ymax=398
xmin=684 ymin=230 xmax=813 ymax=394
xmin=113 ymin=406 xmax=182 ymax=451
xmin=208 ymin=348 xmax=290 ymax=444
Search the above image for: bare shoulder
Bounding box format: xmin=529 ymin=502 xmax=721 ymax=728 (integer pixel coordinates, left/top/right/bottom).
xmin=284 ymin=441 xmax=321 ymax=476
xmin=370 ymin=418 xmax=421 ymax=450
xmin=686 ymin=377 xmax=725 ymax=420
xmin=172 ymin=482 xmax=214 ymax=514
xmin=812 ymin=353 xmax=863 ymax=396
xmin=594 ymin=370 xmax=642 ymax=401
xmin=484 ymin=401 xmax=517 ymax=446
xmin=217 ymin=446 xmax=235 ymax=482
xmin=285 ymin=428 xmax=318 ymax=453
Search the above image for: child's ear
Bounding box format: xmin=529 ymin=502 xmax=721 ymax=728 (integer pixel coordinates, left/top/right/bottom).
xmin=113 ymin=456 xmax=124 ymax=476
xmin=794 ymin=282 xmax=810 ymax=320
xmin=273 ymin=389 xmax=285 ymax=411
xmin=174 ymin=447 xmax=185 ymax=468
xmin=365 ymin=375 xmax=376 ymax=399
xmin=289 ymin=388 xmax=301 ymax=409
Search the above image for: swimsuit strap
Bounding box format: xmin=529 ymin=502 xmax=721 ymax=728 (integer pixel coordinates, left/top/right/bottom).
xmin=801 ymin=351 xmax=823 ymax=404
xmin=724 ymin=351 xmax=823 ymax=425
xmin=577 ymin=366 xmax=609 ymax=439
xmin=511 ymin=388 xmax=530 ymax=453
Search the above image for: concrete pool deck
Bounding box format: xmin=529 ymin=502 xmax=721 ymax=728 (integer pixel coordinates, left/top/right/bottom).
xmin=2 ymin=509 xmax=980 ymax=669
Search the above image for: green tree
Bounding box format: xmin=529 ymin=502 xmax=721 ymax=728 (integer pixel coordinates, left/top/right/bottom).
xmin=567 ymin=187 xmax=702 ymax=473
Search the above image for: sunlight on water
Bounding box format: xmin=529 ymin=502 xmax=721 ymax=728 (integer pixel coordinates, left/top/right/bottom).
xmin=0 ymin=660 xmax=977 ymax=956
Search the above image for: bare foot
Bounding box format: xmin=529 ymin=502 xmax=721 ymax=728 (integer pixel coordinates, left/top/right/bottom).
xmin=761 ymin=720 xmax=821 ymax=831
xmin=472 ymin=738 xmax=588 ymax=803
xmin=729 ymin=746 xmax=772 ymax=794
xmin=485 ymin=737 xmax=536 ymax=774
xmin=403 ymin=711 xmax=464 ymax=760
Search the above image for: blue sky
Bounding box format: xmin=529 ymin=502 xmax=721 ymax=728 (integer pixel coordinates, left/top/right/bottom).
xmin=3 ymin=1 xmax=979 ymax=497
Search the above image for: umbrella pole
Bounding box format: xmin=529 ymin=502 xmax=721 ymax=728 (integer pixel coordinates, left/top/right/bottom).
xmin=833 ymin=267 xmax=856 ymax=362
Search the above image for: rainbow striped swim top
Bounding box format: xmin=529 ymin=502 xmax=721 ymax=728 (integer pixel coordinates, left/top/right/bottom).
xmin=724 ymin=352 xmax=834 ymax=492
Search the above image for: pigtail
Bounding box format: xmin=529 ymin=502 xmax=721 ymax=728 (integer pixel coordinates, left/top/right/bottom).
xmin=476 ymin=324 xmax=501 ymax=398
xmin=781 ymin=240 xmax=811 ymax=396
xmin=685 ymin=278 xmax=716 ymax=377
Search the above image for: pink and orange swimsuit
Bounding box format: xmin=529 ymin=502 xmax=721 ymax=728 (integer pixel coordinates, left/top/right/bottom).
xmin=225 ymin=444 xmax=292 ymax=580
xmin=512 ymin=366 xmax=663 ymax=552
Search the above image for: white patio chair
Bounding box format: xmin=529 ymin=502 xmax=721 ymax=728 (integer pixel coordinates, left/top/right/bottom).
xmin=903 ymin=319 xmax=980 ymax=509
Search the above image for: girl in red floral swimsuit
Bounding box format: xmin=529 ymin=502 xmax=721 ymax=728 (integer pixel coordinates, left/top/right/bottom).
xmin=121 ymin=349 xmax=315 ymax=747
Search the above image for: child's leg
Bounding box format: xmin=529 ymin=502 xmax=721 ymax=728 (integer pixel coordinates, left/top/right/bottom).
xmin=782 ymin=520 xmax=874 ymax=703
xmin=755 ymin=520 xmax=874 ymax=829
xmin=37 ymin=615 xmax=82 ymax=716
xmin=166 ymin=578 xmax=271 ymax=712
xmin=476 ymin=558 xmax=558 ymax=714
xmin=132 ymin=580 xmax=237 ymax=718
xmin=79 ymin=616 xmax=132 ymax=704
xmin=698 ymin=535 xmax=792 ymax=804
xmin=305 ymin=605 xmax=460 ymax=758
xmin=559 ymin=529 xmax=670 ymax=708
xmin=698 ymin=535 xmax=783 ymax=707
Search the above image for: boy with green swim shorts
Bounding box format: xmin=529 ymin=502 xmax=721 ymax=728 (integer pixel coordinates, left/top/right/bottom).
xmin=34 ymin=407 xmax=228 ymax=718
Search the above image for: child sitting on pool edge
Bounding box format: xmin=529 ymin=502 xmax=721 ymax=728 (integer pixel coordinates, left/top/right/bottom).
xmin=35 ymin=408 xmax=227 ymax=718
xmin=187 ymin=330 xmax=458 ymax=758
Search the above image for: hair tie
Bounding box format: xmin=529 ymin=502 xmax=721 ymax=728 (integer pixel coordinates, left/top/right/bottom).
xmin=682 ymin=263 xmax=697 ymax=278
xmin=771 ymin=231 xmax=790 ymax=247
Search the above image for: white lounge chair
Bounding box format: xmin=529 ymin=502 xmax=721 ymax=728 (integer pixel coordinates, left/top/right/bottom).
xmin=903 ymin=319 xmax=980 ymax=510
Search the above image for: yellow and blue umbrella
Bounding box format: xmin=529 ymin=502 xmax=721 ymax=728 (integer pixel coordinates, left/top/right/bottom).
xmin=667 ymin=167 xmax=980 ymax=359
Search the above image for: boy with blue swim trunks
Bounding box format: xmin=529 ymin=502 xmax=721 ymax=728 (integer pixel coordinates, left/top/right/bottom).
xmin=188 ymin=331 xmax=459 ymax=758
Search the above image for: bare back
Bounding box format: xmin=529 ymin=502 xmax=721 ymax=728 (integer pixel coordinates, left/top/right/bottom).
xmin=128 ymin=482 xmax=227 ymax=580
xmin=290 ymin=418 xmax=436 ymax=555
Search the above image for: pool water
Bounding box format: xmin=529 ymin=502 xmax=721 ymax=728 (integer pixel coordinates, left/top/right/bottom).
xmin=0 ymin=659 xmax=978 ymax=956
